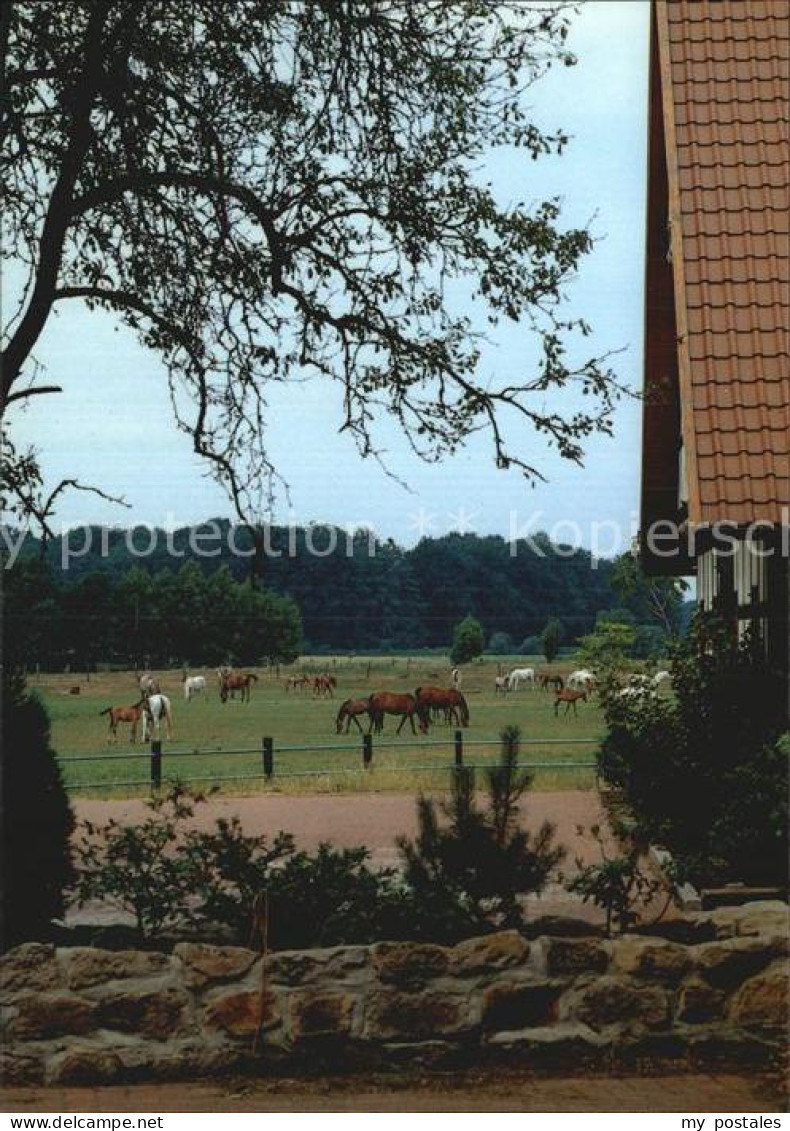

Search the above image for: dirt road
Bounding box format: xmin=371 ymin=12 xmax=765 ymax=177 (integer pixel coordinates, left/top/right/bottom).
xmin=2 ymin=1072 xmax=782 ymax=1113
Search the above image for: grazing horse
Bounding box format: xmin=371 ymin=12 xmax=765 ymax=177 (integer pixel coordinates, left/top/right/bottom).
xmin=368 ymin=692 xmax=428 ymax=735
xmin=539 ymin=673 xmax=564 ymax=693
xmin=220 ymin=673 xmax=258 ymax=703
xmin=494 ymin=675 xmax=510 ymax=695
xmin=336 ymin=697 xmax=371 ymax=734
xmin=100 ymin=699 xmax=147 ymax=743
xmin=183 ymin=675 xmax=206 ymax=701
xmin=139 ymin=673 xmax=160 ymax=695
xmin=554 ymin=688 xmax=587 ymax=717
xmin=142 ymin=693 xmax=174 ymax=740
xmin=313 ymin=673 xmax=337 ymax=698
xmin=414 ymin=686 xmax=470 ymax=727
xmin=285 ymin=673 xmax=310 ymax=693
xmin=508 ymin=667 xmax=535 ymax=691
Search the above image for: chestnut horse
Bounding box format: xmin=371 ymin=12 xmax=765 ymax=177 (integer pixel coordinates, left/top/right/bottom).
xmin=336 ymin=697 xmax=371 ymax=734
xmin=368 ymin=692 xmax=428 ymax=735
xmin=100 ymin=699 xmax=147 ymax=742
xmin=220 ymin=672 xmax=258 ymax=703
xmin=554 ymin=688 xmax=587 ymax=717
xmin=414 ymin=686 xmax=470 ymax=727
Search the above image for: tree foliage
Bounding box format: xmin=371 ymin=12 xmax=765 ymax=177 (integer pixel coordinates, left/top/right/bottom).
xmin=4 ymin=523 xmax=621 ymax=662
xmin=3 ymin=557 xmax=302 ymax=669
xmin=450 ymin=614 xmax=485 ymax=665
xmin=610 ymin=553 xmax=687 ymax=638
xmin=2 ymin=0 xmax=623 ymax=524
xmin=540 ymin=616 xmax=563 ymax=662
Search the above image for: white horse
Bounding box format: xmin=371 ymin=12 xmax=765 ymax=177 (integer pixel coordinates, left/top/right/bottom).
xmin=568 ymin=669 xmax=596 ymax=691
xmin=494 ymin=675 xmax=510 ymax=695
xmin=651 ymin=670 xmax=671 ymax=689
xmin=139 ymin=672 xmax=160 ymax=695
xmin=142 ymin=693 xmax=174 ymax=741
xmin=508 ymin=667 xmax=535 ymax=691
xmin=183 ymin=675 xmax=206 ymax=701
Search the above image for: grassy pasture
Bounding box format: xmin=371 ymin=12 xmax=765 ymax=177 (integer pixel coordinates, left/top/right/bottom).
xmin=30 ymin=655 xmax=603 ymax=797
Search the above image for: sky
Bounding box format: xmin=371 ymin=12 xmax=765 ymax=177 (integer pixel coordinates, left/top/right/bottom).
xmin=5 ymin=1 xmax=652 ymax=555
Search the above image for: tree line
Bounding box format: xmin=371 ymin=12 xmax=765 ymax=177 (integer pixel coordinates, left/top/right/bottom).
xmin=2 ymin=523 xmax=636 ymax=667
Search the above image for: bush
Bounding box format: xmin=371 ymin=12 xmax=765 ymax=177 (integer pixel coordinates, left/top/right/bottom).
xmin=74 ymin=747 xmax=568 ymax=950
xmin=598 ymin=615 xmax=788 ymax=887
xmin=1 ymin=670 xmax=75 ymax=948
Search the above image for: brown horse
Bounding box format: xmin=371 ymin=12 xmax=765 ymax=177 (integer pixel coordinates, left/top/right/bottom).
xmin=336 ymin=697 xmax=371 ymax=734
xmin=220 ymin=672 xmax=258 ymax=703
xmin=554 ymin=688 xmax=587 ymax=717
xmin=414 ymin=686 xmax=470 ymax=727
xmin=540 ymin=674 xmax=564 ymax=693
xmin=314 ymin=673 xmax=337 ymax=698
xmin=368 ymin=692 xmax=428 ymax=735
xmin=100 ymin=699 xmax=147 ymax=742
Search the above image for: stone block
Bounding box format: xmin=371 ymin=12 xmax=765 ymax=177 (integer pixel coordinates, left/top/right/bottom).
xmin=95 ymin=987 xmax=189 ymax=1039
xmin=372 ymin=942 xmax=449 ymax=986
xmin=729 ymin=960 xmax=789 ymax=1033
xmin=203 ymin=988 xmax=279 ymax=1038
xmin=567 ymin=976 xmax=668 ymax=1031
xmin=451 ymin=932 xmax=529 ymax=974
xmin=0 ymin=943 xmax=60 ymax=998
xmin=173 ymin=943 xmax=257 ymax=988
xmin=60 ymin=948 xmax=170 ymax=991
xmin=611 ymin=937 xmax=691 ymax=983
xmin=481 ymin=979 xmax=562 ymax=1030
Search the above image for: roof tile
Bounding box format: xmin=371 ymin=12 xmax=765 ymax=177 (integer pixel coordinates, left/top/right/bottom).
xmin=658 ymin=0 xmax=790 ymax=522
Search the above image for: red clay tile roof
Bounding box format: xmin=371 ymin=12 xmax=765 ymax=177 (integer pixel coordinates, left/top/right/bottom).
xmin=656 ymin=0 xmax=789 ymax=525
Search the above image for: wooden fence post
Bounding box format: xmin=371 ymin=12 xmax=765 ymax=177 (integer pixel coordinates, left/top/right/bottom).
xmin=263 ymin=736 xmax=274 ymax=780
xmin=363 ymin=733 xmax=373 ymax=769
xmin=454 ymin=729 xmax=464 ymax=768
xmin=150 ymin=740 xmax=162 ymax=793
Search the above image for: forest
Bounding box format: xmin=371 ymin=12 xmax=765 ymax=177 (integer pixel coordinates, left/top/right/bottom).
xmin=2 ymin=522 xmax=674 ymax=668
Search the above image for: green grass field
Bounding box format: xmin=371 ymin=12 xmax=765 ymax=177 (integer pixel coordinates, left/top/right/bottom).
xmin=30 ymin=655 xmax=603 ymax=797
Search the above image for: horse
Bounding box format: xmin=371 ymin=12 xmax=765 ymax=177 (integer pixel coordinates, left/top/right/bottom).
xmin=508 ymin=667 xmax=535 ymax=691
xmin=651 ymin=670 xmax=671 ymax=689
xmin=313 ymin=673 xmax=337 ymax=698
xmin=285 ymin=673 xmax=310 ymax=693
xmin=540 ymin=673 xmax=564 ymax=693
xmin=368 ymin=692 xmax=428 ymax=735
xmin=336 ymin=697 xmax=371 ymax=734
xmin=451 ymin=667 xmax=461 ymax=689
xmin=494 ymin=675 xmax=510 ymax=695
xmin=220 ymin=672 xmax=258 ymax=703
xmin=183 ymin=674 xmax=206 ymax=701
xmin=100 ymin=699 xmax=147 ymax=743
xmin=568 ymin=669 xmax=596 ymax=692
xmin=554 ymin=688 xmax=588 ymax=717
xmin=142 ymin=693 xmax=174 ymax=740
xmin=414 ymin=686 xmax=470 ymax=727
xmin=139 ymin=673 xmax=160 ymax=696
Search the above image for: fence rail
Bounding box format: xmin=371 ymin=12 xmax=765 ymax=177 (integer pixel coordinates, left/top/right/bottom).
xmin=61 ymin=731 xmax=599 ymax=793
